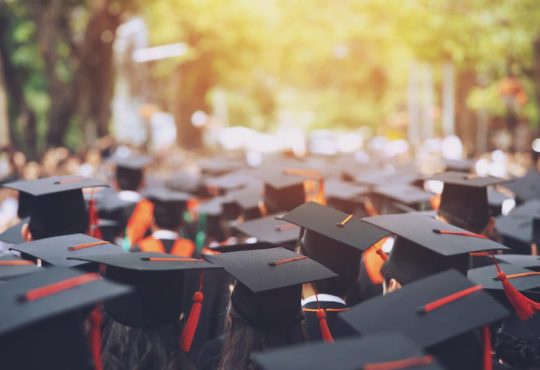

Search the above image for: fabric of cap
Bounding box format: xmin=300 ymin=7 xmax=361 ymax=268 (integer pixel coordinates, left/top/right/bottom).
xmin=503 ymin=171 xmax=540 ymax=202
xmin=11 ymin=233 xmax=125 ymax=268
xmin=0 ymin=254 xmax=41 ymax=280
xmin=207 ymin=241 xmax=279 ymax=254
xmin=495 ymin=254 xmax=540 ymax=271
xmin=234 ymin=214 xmax=301 ymax=246
xmin=0 ymin=219 xmax=26 ymax=244
xmin=281 ymin=202 xmax=389 ymax=251
xmin=252 ymin=332 xmax=444 ymax=370
xmin=3 ymin=176 xmax=108 ymax=196
xmin=373 ymin=184 xmax=433 ymax=205
xmin=468 ymin=263 xmax=540 ymax=295
xmin=109 ymin=154 xmax=152 ymax=170
xmin=340 ymin=269 xmax=509 ymax=349
xmin=427 ymin=172 xmax=507 ymax=188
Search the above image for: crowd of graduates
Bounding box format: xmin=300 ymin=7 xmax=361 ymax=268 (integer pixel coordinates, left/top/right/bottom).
xmin=2 ymin=141 xmax=540 ymax=370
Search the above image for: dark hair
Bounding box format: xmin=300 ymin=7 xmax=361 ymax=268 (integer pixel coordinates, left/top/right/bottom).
xmin=116 ymin=167 xmax=143 ymax=191
xmin=153 ymin=201 xmax=184 ymax=231
xmin=218 ymin=317 xmax=305 ymax=370
xmin=495 ymin=329 xmax=540 ymax=369
xmin=102 ymin=320 xmax=194 ymax=370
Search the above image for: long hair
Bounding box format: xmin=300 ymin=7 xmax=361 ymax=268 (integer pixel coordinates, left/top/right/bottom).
xmin=218 ymin=317 xmax=305 ymax=370
xmin=102 ymin=319 xmax=194 ymax=370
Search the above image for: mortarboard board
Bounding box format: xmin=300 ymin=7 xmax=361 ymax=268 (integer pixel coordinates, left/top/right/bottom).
xmin=509 ymin=198 xmax=540 ymax=218
xmin=4 ymin=176 xmax=108 ymax=240
xmin=372 ymin=184 xmax=434 ymax=213
xmin=0 ymin=254 xmax=41 ymax=281
xmin=234 ymin=214 xmax=301 ymax=247
xmin=224 ymin=187 xmax=265 ymax=221
xmin=197 ymin=157 xmax=245 ymax=176
xmin=205 ymin=247 xmax=336 ymax=329
xmin=69 ymin=251 xmax=221 ymax=351
xmin=109 ymin=154 xmax=152 ymax=192
xmin=443 ymin=158 xmax=475 ymax=173
xmin=207 ymin=241 xmax=279 ymax=254
xmin=428 ymin=172 xmax=507 ymax=233
xmin=495 ymin=214 xmax=535 ymax=254
xmin=340 ymin=269 xmax=509 ymax=369
xmin=503 ymin=171 xmax=540 ymax=203
xmin=363 ymin=213 xmax=509 ymax=284
xmin=494 ymin=254 xmax=540 ymax=271
xmin=488 ymin=188 xmax=513 ymax=217
xmin=144 ymin=187 xmax=191 ymax=230
xmin=109 ymin=153 xmax=152 ymax=171
xmin=261 ymin=171 xmax=307 ymax=214
xmin=0 ymin=266 xmax=131 ymax=369
xmin=204 ymin=171 xmax=262 ymax=194
xmin=0 ymin=218 xmax=27 ymax=244
xmin=10 ymin=233 xmax=125 ymax=268
xmin=324 ymin=179 xmax=368 ymax=214
xmin=252 ymin=332 xmax=444 ymax=370
xmin=468 ymin=263 xmax=540 ymax=309
xmin=165 ymin=171 xmax=206 ymax=196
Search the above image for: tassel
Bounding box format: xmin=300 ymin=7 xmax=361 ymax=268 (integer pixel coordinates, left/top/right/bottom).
xmin=483 ymin=326 xmax=492 ymax=370
xmin=87 ymin=196 xmax=103 ymax=239
xmin=180 ymin=273 xmax=204 ymax=352
xmin=492 ymin=257 xmax=540 ymax=320
xmin=317 ymin=309 xmax=334 ymax=343
xmin=89 ymin=305 xmax=103 ymax=370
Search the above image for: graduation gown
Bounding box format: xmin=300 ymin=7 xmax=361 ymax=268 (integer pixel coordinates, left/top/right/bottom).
xmin=302 ymin=296 xmax=357 ymax=342
xmin=137 ymin=235 xmax=195 ymax=257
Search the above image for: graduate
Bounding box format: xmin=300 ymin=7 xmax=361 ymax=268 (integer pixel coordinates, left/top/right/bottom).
xmin=2 ymin=175 xmax=108 ymax=242
xmin=281 ymin=201 xmax=389 ymax=342
xmin=133 ymin=187 xmax=195 ymax=257
xmin=70 ymin=251 xmax=221 ymax=370
xmin=204 ymin=246 xmax=336 ymax=370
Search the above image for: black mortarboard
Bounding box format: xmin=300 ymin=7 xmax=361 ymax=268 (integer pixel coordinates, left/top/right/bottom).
xmin=234 ymin=214 xmax=301 ymax=247
xmin=364 ymin=213 xmax=508 ymax=284
xmin=144 ymin=187 xmax=191 ymax=230
xmin=340 ymin=270 xmax=509 ymax=368
xmin=197 ymin=157 xmax=245 ymax=176
xmin=10 ymin=233 xmax=125 ymax=268
xmin=0 ymin=219 xmax=27 ymax=244
xmin=165 ymin=171 xmax=206 ymax=196
xmin=225 ymin=187 xmax=264 ymax=220
xmin=373 ymin=184 xmax=433 ymax=206
xmin=325 ymin=179 xmax=368 ymax=214
xmin=443 ymin=158 xmax=475 ymax=173
xmin=252 ymin=332 xmax=444 ymax=370
xmin=69 ymin=252 xmax=221 ymax=328
xmin=429 ymin=172 xmax=507 ymax=233
xmin=488 ymin=188 xmax=513 ymax=217
xmin=503 ymin=171 xmax=540 ymax=203
xmin=282 ymin=202 xmax=389 ymax=297
xmin=110 ymin=154 xmax=152 ymax=191
xmin=0 ymin=254 xmax=41 ymax=281
xmin=510 ymin=198 xmax=540 ymax=218
xmin=207 ymin=241 xmax=279 ymax=254
xmin=468 ymin=263 xmax=540 ymax=308
xmin=205 ymin=247 xmax=336 ymax=328
xmin=261 ymin=171 xmax=307 ymax=214
xmin=4 ymin=176 xmax=108 ymax=240
xmin=496 ymin=214 xmax=535 ymax=254
xmin=109 ymin=153 xmax=152 ymax=170
xmin=495 ymin=254 xmax=540 ymax=271
xmin=204 ymin=171 xmax=262 ymax=194
xmin=0 ymin=266 xmax=130 ymax=369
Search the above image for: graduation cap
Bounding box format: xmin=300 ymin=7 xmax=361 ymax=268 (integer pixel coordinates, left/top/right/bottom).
xmin=428 ymin=172 xmax=507 ymax=233
xmin=340 ymin=269 xmax=509 ymax=370
xmin=488 ymin=188 xmax=513 ymax=217
xmin=0 ymin=266 xmax=131 ymax=370
xmin=468 ymin=263 xmax=540 ymax=310
xmin=225 ymin=187 xmax=265 ymax=221
xmin=494 ymin=254 xmax=540 ymax=271
xmin=3 ymin=176 xmax=108 ymax=240
xmin=69 ymin=252 xmax=221 ymax=352
xmin=261 ymin=171 xmax=307 ymax=214
xmin=324 ymin=179 xmax=368 ymax=215
xmin=144 ymin=187 xmax=191 ymax=230
xmin=503 ymin=171 xmax=540 ymax=203
xmin=372 ymin=184 xmax=434 ymax=212
xmin=363 ymin=213 xmax=508 ymax=284
xmin=0 ymin=218 xmax=27 ymax=244
xmin=197 ymin=157 xmax=245 ymax=176
xmin=233 ymin=214 xmax=301 ymax=247
xmin=109 ymin=154 xmax=152 ymax=191
xmin=204 ymin=171 xmax=261 ymax=194
xmin=205 ymin=247 xmax=336 ymax=338
xmin=207 ymin=241 xmax=279 ymax=254
xmin=443 ymin=158 xmax=475 ymax=173
xmin=0 ymin=254 xmax=41 ymax=281
xmin=165 ymin=171 xmax=206 ymax=196
xmin=10 ymin=233 xmax=125 ymax=268
xmin=495 ymin=214 xmax=536 ymax=254
xmin=252 ymin=332 xmax=444 ymax=370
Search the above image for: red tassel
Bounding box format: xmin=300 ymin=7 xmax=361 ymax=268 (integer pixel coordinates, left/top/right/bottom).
xmin=89 ymin=305 xmax=103 ymax=370
xmin=492 ymin=257 xmax=540 ymax=320
xmin=317 ymin=308 xmax=334 ymax=343
xmin=483 ymin=326 xmax=492 ymax=370
xmin=87 ymin=197 xmax=103 ymax=239
xmin=180 ymin=272 xmax=204 ymax=352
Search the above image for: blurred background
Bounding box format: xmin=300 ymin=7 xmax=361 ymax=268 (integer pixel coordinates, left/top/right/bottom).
xmin=1 ymin=0 xmax=540 ymax=160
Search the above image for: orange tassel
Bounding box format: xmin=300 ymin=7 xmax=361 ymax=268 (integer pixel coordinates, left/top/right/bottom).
xmin=483 ymin=326 xmax=492 ymax=370
xmin=493 ymin=257 xmax=540 ymax=320
xmin=180 ymin=273 xmax=204 ymax=352
xmin=89 ymin=305 xmax=103 ymax=370
xmin=87 ymin=198 xmax=103 ymax=239
xmin=317 ymin=309 xmax=334 ymax=343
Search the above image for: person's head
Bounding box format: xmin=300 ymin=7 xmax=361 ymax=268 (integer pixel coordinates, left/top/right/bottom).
xmin=111 ymin=154 xmax=151 ymax=192
xmin=145 ymin=188 xmax=190 ymax=232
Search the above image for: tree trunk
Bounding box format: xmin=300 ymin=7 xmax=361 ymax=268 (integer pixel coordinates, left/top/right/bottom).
xmin=455 ymin=69 xmax=477 ymax=155
xmin=0 ymin=42 xmax=9 ymax=147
